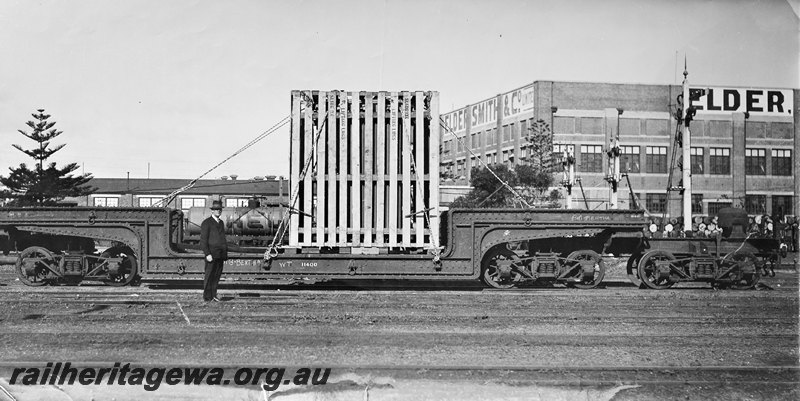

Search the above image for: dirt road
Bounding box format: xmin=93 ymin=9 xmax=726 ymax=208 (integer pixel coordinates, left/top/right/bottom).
xmin=0 ymin=265 xmax=797 ymax=400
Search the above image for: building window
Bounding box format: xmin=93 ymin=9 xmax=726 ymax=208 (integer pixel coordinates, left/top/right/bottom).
xmin=771 ymin=149 xmax=792 ymax=176
xmin=645 ymin=146 xmax=667 ymax=174
xmin=502 ymin=125 xmax=510 ymax=142
xmin=471 ymin=133 xmax=478 ymax=148
xmin=709 ymin=148 xmax=730 ymax=175
xmin=745 ymin=148 xmax=766 ymax=175
xmin=181 ymin=197 xmax=206 ymax=210
xmin=708 ymin=202 xmax=731 ymax=216
xmin=745 ymin=195 xmax=766 ymax=214
xmin=646 ymin=193 xmax=667 ymax=213
xmin=93 ymin=196 xmax=119 ymax=207
xmin=484 ymin=129 xmax=494 ymax=146
xmin=457 ymin=137 xmax=465 ymax=152
xmin=580 ymin=145 xmax=603 ymax=173
xmin=502 ymin=150 xmax=515 ymax=165
xmin=225 ymin=198 xmax=249 ymax=208
xmin=520 ymin=120 xmax=528 ymax=141
xmin=772 ymin=195 xmax=793 ymax=216
xmin=690 ymin=147 xmax=704 ymax=175
xmin=553 ymin=144 xmax=575 ymax=168
xmin=692 ymin=194 xmax=703 ymax=214
xmin=620 ymin=146 xmax=640 ymax=173
xmin=138 ymin=196 xmax=166 ymax=207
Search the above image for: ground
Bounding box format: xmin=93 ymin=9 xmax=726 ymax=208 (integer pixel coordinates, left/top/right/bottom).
xmin=0 ymin=260 xmax=797 ymax=400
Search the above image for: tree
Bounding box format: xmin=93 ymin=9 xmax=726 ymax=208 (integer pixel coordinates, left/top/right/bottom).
xmin=0 ymin=109 xmax=95 ymax=206
xmin=450 ymin=164 xmax=519 ymax=208
xmin=526 ymin=119 xmax=554 ymax=172
xmin=449 ymin=118 xmax=561 ymax=209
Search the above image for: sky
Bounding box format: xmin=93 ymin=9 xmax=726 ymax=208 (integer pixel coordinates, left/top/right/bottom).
xmin=0 ymin=0 xmax=797 ymax=181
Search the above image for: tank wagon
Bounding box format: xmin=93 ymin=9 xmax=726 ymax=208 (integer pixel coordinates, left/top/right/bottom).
xmin=183 ymin=203 xmax=285 ymax=246
xmin=0 ymin=89 xmax=782 ymax=289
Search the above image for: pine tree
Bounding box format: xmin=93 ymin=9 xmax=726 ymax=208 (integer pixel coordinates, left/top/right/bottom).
xmin=0 ymin=109 xmax=95 ymax=206
xmin=526 ymin=119 xmax=554 ymax=172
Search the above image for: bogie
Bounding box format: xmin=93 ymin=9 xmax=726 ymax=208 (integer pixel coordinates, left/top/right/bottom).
xmin=14 ymin=244 xmax=140 ymax=287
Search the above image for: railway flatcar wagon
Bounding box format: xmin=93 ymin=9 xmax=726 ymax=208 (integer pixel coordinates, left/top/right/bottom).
xmin=0 ymin=89 xmax=649 ymax=289
xmin=629 ymin=207 xmax=785 ymax=290
xmin=0 ymin=89 xmax=781 ymax=289
xmin=0 ymin=206 xmax=647 ymax=288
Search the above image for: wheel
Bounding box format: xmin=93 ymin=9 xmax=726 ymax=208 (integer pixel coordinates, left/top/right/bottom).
xmin=481 ymin=246 xmax=523 ymax=289
xmin=563 ymin=250 xmax=605 ymax=289
xmin=626 ymin=254 xmax=645 ymax=288
xmin=638 ymin=250 xmax=677 ymax=289
xmin=16 ymin=246 xmax=57 ymax=286
xmin=726 ymin=251 xmax=760 ymax=290
xmin=101 ymin=247 xmax=138 ymax=287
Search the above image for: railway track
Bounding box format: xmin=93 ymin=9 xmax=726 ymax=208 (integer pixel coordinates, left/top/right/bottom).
xmin=1 ymin=271 xmax=797 ymax=399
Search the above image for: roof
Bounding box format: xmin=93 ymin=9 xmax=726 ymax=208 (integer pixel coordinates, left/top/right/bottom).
xmin=88 ymin=178 xmax=288 ymax=196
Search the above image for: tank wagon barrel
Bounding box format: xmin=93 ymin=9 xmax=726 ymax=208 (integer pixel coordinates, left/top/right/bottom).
xmin=183 ymin=204 xmax=285 ymax=245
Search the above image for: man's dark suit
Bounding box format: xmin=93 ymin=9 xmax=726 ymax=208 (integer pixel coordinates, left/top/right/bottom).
xmin=200 ymin=216 xmax=228 ymax=301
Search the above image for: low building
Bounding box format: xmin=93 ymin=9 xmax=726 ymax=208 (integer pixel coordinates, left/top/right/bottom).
xmin=77 ymin=177 xmax=288 ymax=213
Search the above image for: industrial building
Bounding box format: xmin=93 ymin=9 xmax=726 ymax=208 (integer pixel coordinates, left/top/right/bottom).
xmin=439 ymin=80 xmax=797 ymax=219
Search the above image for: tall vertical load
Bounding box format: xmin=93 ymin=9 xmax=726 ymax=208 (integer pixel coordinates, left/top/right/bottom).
xmin=289 ymin=90 xmax=440 ymax=249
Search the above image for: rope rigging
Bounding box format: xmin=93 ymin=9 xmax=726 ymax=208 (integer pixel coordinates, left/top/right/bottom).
xmin=438 ymin=117 xmax=531 ymax=208
xmin=408 ymin=141 xmax=441 ymax=263
xmin=264 ymin=112 xmax=329 ymax=262
xmin=157 ymin=115 xmax=291 ymax=207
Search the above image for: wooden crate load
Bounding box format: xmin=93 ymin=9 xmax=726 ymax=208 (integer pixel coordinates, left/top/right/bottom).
xmin=289 ymin=90 xmax=441 ymax=250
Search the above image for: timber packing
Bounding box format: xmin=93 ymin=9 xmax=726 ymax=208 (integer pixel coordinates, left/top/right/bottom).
xmin=289 ymin=90 xmax=440 ymax=250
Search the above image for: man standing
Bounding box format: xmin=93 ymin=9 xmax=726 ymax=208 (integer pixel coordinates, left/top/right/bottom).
xmin=200 ymin=200 xmax=228 ymax=302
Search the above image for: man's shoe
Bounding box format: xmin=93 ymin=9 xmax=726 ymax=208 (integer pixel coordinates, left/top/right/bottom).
xmin=212 ymin=297 xmax=221 ymax=302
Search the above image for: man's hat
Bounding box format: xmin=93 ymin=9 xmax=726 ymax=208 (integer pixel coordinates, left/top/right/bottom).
xmin=210 ymin=200 xmax=223 ymax=210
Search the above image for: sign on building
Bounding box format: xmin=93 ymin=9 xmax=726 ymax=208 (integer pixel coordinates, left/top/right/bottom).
xmin=691 ymin=87 xmax=793 ymax=117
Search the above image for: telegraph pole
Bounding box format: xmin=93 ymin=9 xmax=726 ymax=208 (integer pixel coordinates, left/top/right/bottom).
xmin=681 ymin=60 xmax=692 ymax=235
xmin=562 ymin=150 xmax=575 ymax=208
